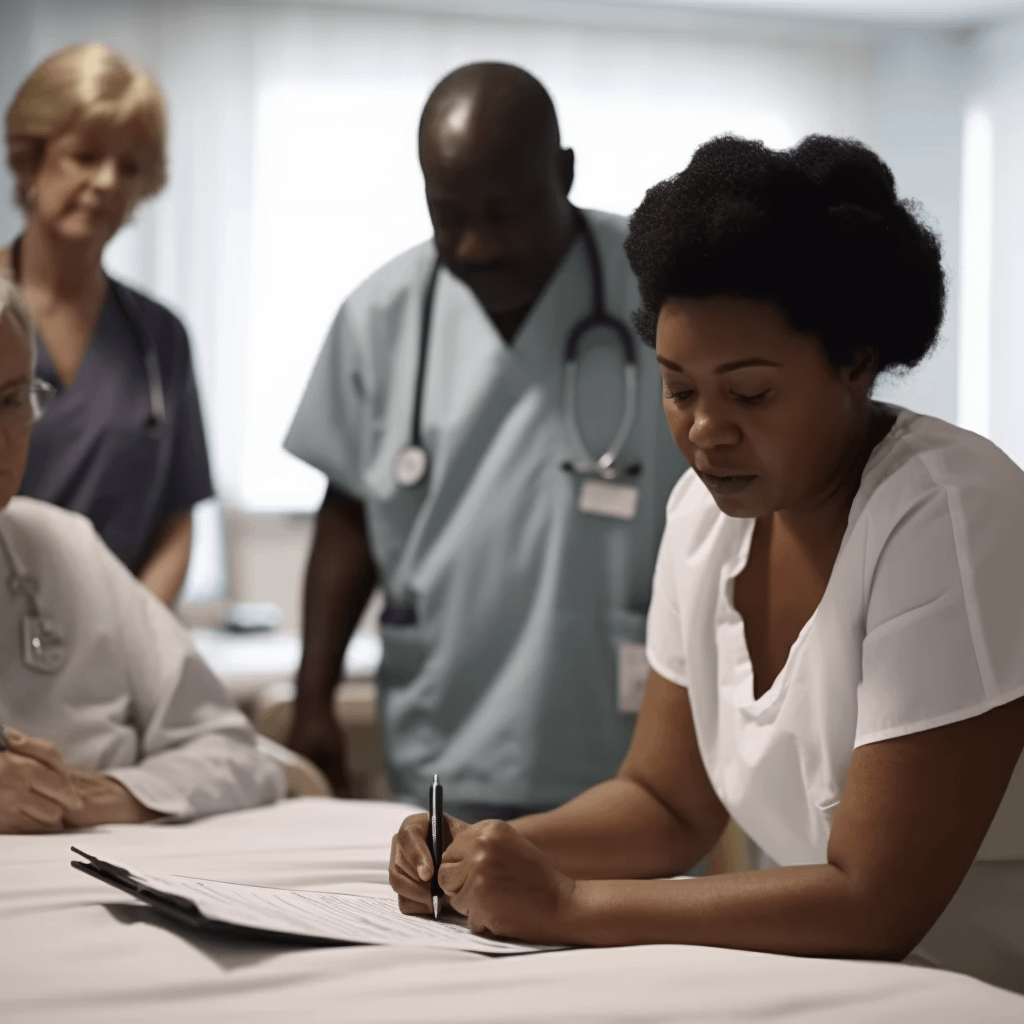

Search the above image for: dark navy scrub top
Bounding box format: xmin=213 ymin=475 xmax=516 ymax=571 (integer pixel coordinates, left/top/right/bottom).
xmin=19 ymin=279 xmax=214 ymax=574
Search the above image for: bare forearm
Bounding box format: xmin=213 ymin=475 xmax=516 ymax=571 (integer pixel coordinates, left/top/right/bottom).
xmin=514 ymin=777 xmax=723 ymax=880
xmin=411 ymin=690 xmax=1024 ymax=960
xmin=295 ymin=488 xmax=376 ymax=711
xmin=138 ymin=512 xmax=192 ymax=606
xmin=565 ymin=866 xmax=914 ymax=960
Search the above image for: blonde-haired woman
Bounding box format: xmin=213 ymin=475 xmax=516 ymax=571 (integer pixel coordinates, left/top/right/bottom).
xmin=1 ymin=42 xmax=212 ymax=605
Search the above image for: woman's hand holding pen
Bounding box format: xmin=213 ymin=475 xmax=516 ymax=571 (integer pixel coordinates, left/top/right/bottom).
xmin=390 ymin=811 xmax=469 ymax=915
xmin=439 ymin=820 xmax=577 ymax=944
xmin=390 ymin=813 xmax=577 ymax=944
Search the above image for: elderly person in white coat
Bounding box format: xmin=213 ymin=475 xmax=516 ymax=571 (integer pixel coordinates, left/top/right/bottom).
xmin=0 ymin=275 xmax=285 ymax=832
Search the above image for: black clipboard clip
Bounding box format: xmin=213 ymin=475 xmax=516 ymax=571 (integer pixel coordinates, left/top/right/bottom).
xmin=71 ymin=847 xmax=200 ymax=916
xmin=69 ymin=847 xmax=342 ymax=947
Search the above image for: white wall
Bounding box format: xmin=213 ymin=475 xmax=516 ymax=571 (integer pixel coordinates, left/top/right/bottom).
xmin=871 ymin=28 xmax=967 ymax=424
xmin=868 ymin=19 xmax=1024 ymax=467
xmin=971 ymin=18 xmax=1024 ymax=469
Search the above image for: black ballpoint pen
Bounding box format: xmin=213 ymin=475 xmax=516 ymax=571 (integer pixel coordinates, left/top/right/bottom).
xmin=428 ymin=773 xmax=443 ymax=920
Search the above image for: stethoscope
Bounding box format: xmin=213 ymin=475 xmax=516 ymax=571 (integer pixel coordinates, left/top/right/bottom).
xmin=392 ymin=211 xmax=641 ymax=489
xmin=12 ymin=236 xmax=167 ymax=438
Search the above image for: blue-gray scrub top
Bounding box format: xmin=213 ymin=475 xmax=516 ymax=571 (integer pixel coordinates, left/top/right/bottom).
xmin=19 ymin=280 xmax=214 ymax=573
xmin=285 ymin=209 xmax=689 ymax=810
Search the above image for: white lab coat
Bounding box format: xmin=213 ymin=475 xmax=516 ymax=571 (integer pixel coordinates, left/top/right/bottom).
xmin=286 ymin=209 xmax=687 ymax=809
xmin=0 ymin=497 xmax=285 ymax=820
xmin=647 ymin=408 xmax=1024 ymax=992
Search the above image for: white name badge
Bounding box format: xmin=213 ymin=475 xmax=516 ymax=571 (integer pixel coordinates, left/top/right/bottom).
xmin=578 ymin=479 xmax=639 ymax=521
xmin=617 ymin=642 xmax=649 ymax=714
xmin=22 ymin=614 xmax=66 ymax=674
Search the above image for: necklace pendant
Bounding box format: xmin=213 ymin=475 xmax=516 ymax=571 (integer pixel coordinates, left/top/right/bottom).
xmin=22 ymin=614 xmax=66 ymax=674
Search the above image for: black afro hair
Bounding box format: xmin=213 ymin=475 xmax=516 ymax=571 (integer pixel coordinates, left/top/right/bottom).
xmin=624 ymin=134 xmax=946 ymax=373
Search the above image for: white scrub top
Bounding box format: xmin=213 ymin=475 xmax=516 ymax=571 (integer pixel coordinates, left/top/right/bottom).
xmin=285 ymin=209 xmax=687 ymax=809
xmin=0 ymin=497 xmax=286 ymax=820
xmin=647 ymin=407 xmax=1024 ymax=993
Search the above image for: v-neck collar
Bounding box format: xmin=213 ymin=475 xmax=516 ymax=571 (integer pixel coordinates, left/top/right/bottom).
xmin=507 ymin=225 xmax=588 ymax=363
xmin=436 ymin=222 xmax=589 ymax=364
xmin=717 ymin=519 xmax=814 ymax=716
xmin=717 ymin=407 xmax=914 ymax=715
xmin=34 ymin=290 xmax=116 ymax=392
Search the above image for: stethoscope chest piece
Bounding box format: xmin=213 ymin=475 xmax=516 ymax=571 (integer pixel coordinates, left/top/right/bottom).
xmin=394 ymin=444 xmax=429 ymax=488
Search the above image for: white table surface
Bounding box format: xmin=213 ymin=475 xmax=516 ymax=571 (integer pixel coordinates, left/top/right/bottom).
xmin=2 ymin=798 xmax=1022 ymax=1024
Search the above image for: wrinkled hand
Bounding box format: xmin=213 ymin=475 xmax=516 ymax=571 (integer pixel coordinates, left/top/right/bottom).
xmin=437 ymin=820 xmax=577 ymax=944
xmin=0 ymin=729 xmax=83 ymax=833
xmin=286 ymin=707 xmax=351 ymax=797
xmin=389 ymin=811 xmax=471 ymax=915
xmin=62 ymin=768 xmax=158 ymax=828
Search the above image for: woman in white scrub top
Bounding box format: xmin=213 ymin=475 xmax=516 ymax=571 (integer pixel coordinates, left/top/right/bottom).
xmin=389 ymin=135 xmax=1024 ymax=994
xmin=0 ymin=276 xmax=284 ymax=832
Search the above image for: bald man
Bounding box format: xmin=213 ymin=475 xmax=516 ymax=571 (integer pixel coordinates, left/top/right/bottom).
xmin=284 ymin=64 xmax=687 ymax=819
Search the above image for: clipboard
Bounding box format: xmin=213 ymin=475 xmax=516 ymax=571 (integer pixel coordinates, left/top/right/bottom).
xmin=69 ymin=847 xmax=564 ymax=955
xmin=71 ymin=848 xmax=347 ymax=947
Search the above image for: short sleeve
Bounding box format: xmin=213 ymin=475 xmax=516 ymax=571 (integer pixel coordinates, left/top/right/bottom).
xmin=163 ymin=343 xmax=214 ymax=515
xmin=284 ymin=303 xmax=366 ymax=502
xmin=857 ymin=476 xmax=1024 ymax=748
xmin=646 ymin=493 xmax=689 ymax=688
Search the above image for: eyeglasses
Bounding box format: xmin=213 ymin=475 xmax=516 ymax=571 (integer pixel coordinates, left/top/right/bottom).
xmin=0 ymin=379 xmax=56 ymax=432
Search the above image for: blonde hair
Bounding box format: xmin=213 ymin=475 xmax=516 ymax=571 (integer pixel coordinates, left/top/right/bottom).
xmin=5 ymin=42 xmax=167 ymax=210
xmin=0 ymin=270 xmax=36 ymax=372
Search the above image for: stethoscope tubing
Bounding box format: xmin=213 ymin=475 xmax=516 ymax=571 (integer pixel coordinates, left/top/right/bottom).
xmin=412 ymin=259 xmax=442 ymax=451
xmin=110 ymin=280 xmax=167 ymax=439
xmin=11 ymin=235 xmax=167 ymax=439
xmin=400 ymin=210 xmax=640 ymax=487
xmin=561 ymin=359 xmax=639 ymax=479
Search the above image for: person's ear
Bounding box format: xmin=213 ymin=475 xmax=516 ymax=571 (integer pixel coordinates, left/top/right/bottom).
xmin=559 ymin=147 xmax=575 ymax=197
xmin=12 ymin=141 xmax=47 ymax=213
xmin=16 ymin=170 xmax=38 ymax=211
xmin=843 ymin=346 xmax=877 ymax=396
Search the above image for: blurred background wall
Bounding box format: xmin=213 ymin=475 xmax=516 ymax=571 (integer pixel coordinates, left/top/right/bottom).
xmin=0 ymin=0 xmax=1021 ymax=621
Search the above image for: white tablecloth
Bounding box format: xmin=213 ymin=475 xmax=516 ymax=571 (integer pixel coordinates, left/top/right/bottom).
xmin=2 ymin=799 xmax=1021 ymax=1024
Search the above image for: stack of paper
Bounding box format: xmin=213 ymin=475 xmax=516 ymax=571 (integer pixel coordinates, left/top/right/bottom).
xmin=71 ymin=847 xmax=561 ymax=956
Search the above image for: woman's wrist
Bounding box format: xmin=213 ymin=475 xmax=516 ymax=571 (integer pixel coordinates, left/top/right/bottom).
xmin=551 ymin=878 xmax=687 ymax=948
xmin=64 ymin=771 xmax=159 ymax=826
xmin=556 ymin=877 xmax=597 ymax=946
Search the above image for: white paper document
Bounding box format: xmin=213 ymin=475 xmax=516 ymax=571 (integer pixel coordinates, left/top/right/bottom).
xmin=72 ymin=849 xmax=558 ymax=956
